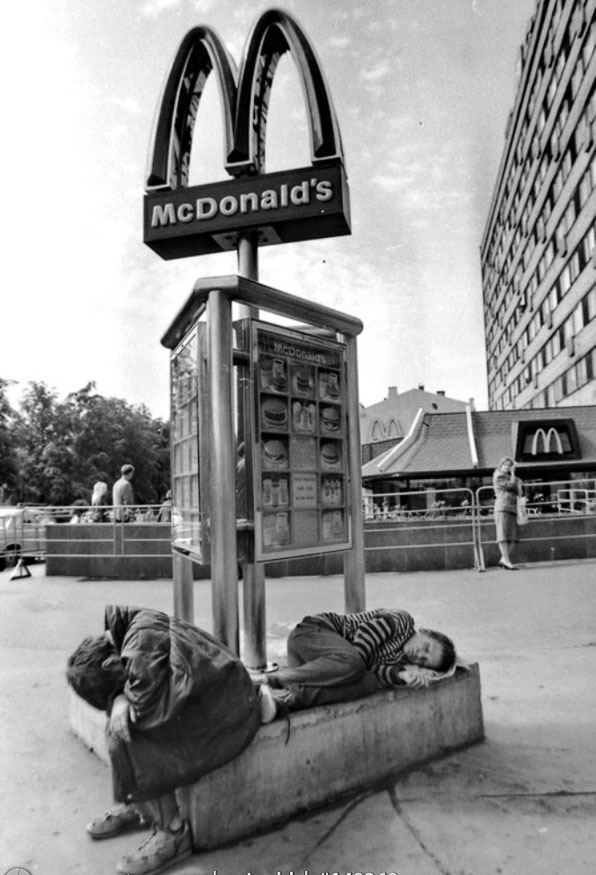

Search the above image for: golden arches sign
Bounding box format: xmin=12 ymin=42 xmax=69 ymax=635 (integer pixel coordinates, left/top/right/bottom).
xmin=531 ymin=427 xmax=564 ymax=455
xmin=143 ymin=9 xmax=350 ymax=259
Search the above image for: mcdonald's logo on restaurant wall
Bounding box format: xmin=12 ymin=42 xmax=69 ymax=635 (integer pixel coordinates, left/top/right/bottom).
xmin=143 ymin=9 xmax=351 ymax=259
xmin=513 ymin=418 xmax=581 ymax=462
xmin=531 ymin=427 xmax=564 ymax=456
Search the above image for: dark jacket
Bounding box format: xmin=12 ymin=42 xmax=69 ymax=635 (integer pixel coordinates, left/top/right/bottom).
xmin=493 ymin=470 xmax=522 ymax=514
xmin=105 ymin=605 xmax=260 ymax=803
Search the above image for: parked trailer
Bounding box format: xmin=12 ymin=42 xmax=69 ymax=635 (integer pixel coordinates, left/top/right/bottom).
xmin=0 ymin=506 xmax=49 ymax=570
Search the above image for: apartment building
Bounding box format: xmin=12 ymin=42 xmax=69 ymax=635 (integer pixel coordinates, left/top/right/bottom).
xmin=481 ymin=0 xmax=596 ymax=410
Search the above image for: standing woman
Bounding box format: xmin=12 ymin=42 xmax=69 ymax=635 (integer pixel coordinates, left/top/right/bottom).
xmin=493 ymin=456 xmax=524 ymax=570
xmin=91 ymin=481 xmax=109 ymax=522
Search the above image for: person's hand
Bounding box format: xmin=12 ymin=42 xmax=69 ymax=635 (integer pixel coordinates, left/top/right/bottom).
xmin=108 ymin=694 xmax=136 ymax=742
xmin=398 ymin=667 xmax=431 ymax=688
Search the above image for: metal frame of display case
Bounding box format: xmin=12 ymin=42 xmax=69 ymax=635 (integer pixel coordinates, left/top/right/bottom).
xmin=162 ymin=275 xmax=364 ymax=656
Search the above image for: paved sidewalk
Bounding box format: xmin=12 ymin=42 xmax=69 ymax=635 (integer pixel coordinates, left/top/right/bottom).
xmin=1 ymin=558 xmax=595 ymax=875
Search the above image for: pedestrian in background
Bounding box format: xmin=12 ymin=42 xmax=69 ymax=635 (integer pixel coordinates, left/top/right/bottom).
xmin=69 ymin=499 xmax=88 ymax=524
xmin=91 ymin=481 xmax=109 ymax=522
xmin=112 ymin=465 xmax=135 ymax=522
xmin=493 ymin=456 xmax=524 ymax=570
xmin=157 ymin=489 xmax=172 ymax=523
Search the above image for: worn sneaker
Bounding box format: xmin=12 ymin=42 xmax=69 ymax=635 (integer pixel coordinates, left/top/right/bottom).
xmin=87 ymin=803 xmax=146 ymax=840
xmin=116 ymin=821 xmax=192 ymax=875
xmin=258 ymin=683 xmax=277 ymax=722
xmin=271 ymin=685 xmax=297 ymax=717
xmin=258 ymin=683 xmax=296 ymax=723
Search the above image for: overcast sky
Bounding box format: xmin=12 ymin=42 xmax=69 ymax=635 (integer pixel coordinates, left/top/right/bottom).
xmin=3 ymin=0 xmax=537 ymax=419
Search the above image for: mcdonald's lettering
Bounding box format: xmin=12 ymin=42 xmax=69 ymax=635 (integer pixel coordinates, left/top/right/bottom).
xmin=151 ymin=178 xmax=334 ymax=229
xmin=143 ymin=10 xmax=350 ymax=259
xmin=145 ymin=163 xmax=350 ymax=258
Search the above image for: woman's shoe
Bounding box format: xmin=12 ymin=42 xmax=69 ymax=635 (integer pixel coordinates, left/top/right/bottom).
xmin=498 ymin=559 xmax=518 ymax=571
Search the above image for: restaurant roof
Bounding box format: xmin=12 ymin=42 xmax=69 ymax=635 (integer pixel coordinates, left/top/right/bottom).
xmin=362 ymin=405 xmax=596 ymax=479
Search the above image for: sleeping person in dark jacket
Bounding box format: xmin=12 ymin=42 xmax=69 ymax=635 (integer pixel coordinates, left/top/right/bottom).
xmin=66 ymin=605 xmax=261 ymax=875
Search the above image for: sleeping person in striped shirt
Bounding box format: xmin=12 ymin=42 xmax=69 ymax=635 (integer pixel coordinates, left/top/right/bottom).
xmin=256 ymin=608 xmax=456 ymax=723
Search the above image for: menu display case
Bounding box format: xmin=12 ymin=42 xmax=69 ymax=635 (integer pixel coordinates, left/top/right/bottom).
xmin=250 ymin=321 xmax=352 ymax=561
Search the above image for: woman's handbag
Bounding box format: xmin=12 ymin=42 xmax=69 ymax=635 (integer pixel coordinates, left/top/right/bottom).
xmin=517 ymin=496 xmax=529 ymax=526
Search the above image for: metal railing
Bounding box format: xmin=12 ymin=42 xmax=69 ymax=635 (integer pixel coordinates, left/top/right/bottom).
xmin=365 ymin=479 xmax=596 ymax=571
xmin=0 ymin=504 xmax=172 ymax=568
xmin=3 ymin=478 xmax=596 ymax=572
xmin=363 ymin=486 xmax=475 ymax=522
xmin=475 ymin=477 xmax=596 ymax=517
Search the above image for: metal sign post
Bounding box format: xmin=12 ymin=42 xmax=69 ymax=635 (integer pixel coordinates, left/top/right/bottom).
xmin=148 ymin=10 xmax=363 ymax=663
xmin=237 ymin=233 xmax=267 ymax=667
xmin=206 ymin=289 xmax=239 ymax=651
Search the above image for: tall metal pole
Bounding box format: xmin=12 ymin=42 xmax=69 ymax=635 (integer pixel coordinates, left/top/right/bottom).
xmin=172 ymin=549 xmax=194 ymax=622
xmin=208 ymin=288 xmax=240 ymax=653
xmin=342 ymin=334 xmax=366 ymax=612
xmin=237 ymin=233 xmax=268 ymax=668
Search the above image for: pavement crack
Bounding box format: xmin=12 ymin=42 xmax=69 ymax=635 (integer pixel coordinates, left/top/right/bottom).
xmin=472 ymin=789 xmax=596 ymax=800
xmin=387 ymin=785 xmax=452 ymax=875
xmin=396 ymin=789 xmax=596 ymax=802
xmin=299 ymin=790 xmax=377 ymax=863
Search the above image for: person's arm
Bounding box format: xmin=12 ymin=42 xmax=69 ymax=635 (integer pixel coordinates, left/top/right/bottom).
xmin=373 ymin=662 xmax=431 ymax=688
xmin=350 ymin=609 xmax=414 ymax=666
xmin=124 ymin=481 xmax=134 ymax=506
xmin=108 ymin=693 xmax=137 ymax=741
xmin=495 ymin=471 xmax=521 ymax=497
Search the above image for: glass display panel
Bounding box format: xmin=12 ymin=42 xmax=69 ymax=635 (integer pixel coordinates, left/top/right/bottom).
xmin=250 ymin=321 xmax=352 ymax=561
xmin=170 ymin=327 xmax=203 ymax=559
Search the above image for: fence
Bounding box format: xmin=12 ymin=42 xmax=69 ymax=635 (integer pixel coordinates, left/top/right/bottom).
xmin=365 ymin=479 xmax=596 ymax=572
xmin=2 ymin=479 xmax=596 ymax=577
xmin=0 ymin=505 xmax=172 ymax=576
xmin=474 ymin=477 xmax=596 ymax=570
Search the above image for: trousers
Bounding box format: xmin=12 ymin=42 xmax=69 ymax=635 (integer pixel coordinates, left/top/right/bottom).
xmin=273 ymin=616 xmax=383 ymax=709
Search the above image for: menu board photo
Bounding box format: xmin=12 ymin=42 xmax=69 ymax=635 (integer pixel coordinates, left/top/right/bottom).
xmin=251 ymin=321 xmax=351 ymax=561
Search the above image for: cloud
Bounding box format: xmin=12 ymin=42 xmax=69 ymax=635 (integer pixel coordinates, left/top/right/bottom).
xmin=140 ymin=0 xmax=183 ymax=19
xmin=327 ymin=36 xmax=350 ymax=50
xmin=360 ymin=61 xmax=391 ymax=83
xmin=111 ymin=96 xmax=143 ymax=114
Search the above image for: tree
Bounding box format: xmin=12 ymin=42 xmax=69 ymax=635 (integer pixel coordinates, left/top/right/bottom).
xmin=10 ymin=381 xmax=171 ymax=506
xmin=0 ymin=378 xmax=18 ymax=502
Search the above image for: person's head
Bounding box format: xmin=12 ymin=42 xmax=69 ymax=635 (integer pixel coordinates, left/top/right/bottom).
xmin=70 ymin=498 xmax=87 ymax=517
xmin=402 ymin=628 xmax=456 ymax=673
xmin=66 ymin=633 xmax=126 ymax=710
xmin=121 ymin=464 xmax=135 ymax=480
xmin=497 ymin=456 xmax=515 ymax=474
xmin=92 ymin=481 xmax=108 ymax=500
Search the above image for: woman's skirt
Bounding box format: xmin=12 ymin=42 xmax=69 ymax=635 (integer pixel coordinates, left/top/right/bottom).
xmin=494 ymin=509 xmax=518 ymax=544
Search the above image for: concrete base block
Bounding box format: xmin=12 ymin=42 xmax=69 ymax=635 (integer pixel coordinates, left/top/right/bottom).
xmin=69 ymin=664 xmax=483 ymax=849
xmin=69 ymin=687 xmax=110 ymax=763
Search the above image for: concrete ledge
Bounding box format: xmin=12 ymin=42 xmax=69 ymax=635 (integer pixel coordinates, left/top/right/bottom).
xmin=69 ymin=664 xmax=483 ymax=849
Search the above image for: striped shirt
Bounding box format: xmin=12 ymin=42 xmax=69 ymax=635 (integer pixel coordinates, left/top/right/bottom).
xmin=317 ymin=608 xmax=415 ymax=686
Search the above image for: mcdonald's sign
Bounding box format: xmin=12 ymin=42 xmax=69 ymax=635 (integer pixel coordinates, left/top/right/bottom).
xmin=143 ymin=10 xmax=351 ymax=259
xmin=531 ymin=427 xmax=564 ymax=456
xmin=514 ymin=418 xmax=580 ymax=462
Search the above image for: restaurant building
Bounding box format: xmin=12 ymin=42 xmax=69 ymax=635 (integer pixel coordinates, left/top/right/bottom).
xmin=361 ymin=404 xmax=596 ymax=515
xmin=360 ymin=385 xmax=469 ymax=464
